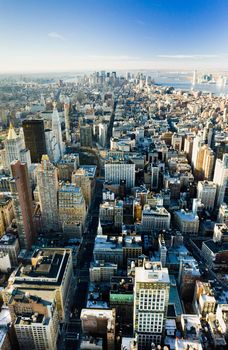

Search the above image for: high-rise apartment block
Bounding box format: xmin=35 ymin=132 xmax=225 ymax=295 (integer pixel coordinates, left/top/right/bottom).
xmin=58 ymin=184 xmax=86 ymax=236
xmin=218 ymin=203 xmax=228 ymax=225
xmin=99 ymin=122 xmax=108 ymax=147
xmin=194 ymin=144 xmax=215 ymax=180
xmin=197 ymin=180 xmax=217 ymax=211
xmin=80 ymin=124 xmax=93 ymax=147
xmin=105 ymin=158 xmax=135 ymax=189
xmin=151 ymin=165 xmax=159 ymax=190
xmin=10 ymin=161 xmax=35 ymax=249
xmin=134 ymin=260 xmax=170 ymax=349
xmin=9 ymin=289 xmax=59 ymax=350
xmin=213 ymin=154 xmax=228 ymax=207
xmin=36 ymin=155 xmax=59 ymax=232
xmin=57 ymin=153 xmax=79 ymax=181
xmin=71 ymin=167 xmax=92 ymax=206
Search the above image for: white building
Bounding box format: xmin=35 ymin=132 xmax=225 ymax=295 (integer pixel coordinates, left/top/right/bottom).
xmin=45 ymin=129 xmax=61 ymax=163
xmin=89 ymin=261 xmax=117 ymax=282
xmin=191 ymin=132 xmax=204 ymax=169
xmin=12 ymin=290 xmax=59 ymax=350
xmin=105 ymin=159 xmax=135 ymax=189
xmin=52 ymin=102 xmax=65 ymax=158
xmin=213 ymin=154 xmax=228 ymax=207
xmin=99 ymin=123 xmax=108 ymax=148
xmin=197 ymin=180 xmax=216 ymax=211
xmin=0 ymin=251 xmax=11 ymax=272
xmin=141 ymin=205 xmax=170 ymax=232
xmin=174 ymin=210 xmax=199 ymax=235
xmin=4 ymin=123 xmax=31 ymax=171
xmin=133 ymin=260 xmax=170 ymax=349
xmin=216 ymin=304 xmax=228 ymax=337
xmin=218 ymin=203 xmax=228 ymax=225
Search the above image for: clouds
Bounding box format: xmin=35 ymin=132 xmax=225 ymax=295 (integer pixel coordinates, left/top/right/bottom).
xmin=48 ymin=32 xmax=65 ymax=40
xmin=88 ymin=55 xmax=140 ymax=61
xmin=157 ymin=54 xmax=222 ymax=59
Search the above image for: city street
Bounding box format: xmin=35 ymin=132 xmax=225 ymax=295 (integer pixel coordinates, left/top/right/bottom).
xmin=59 ymin=178 xmax=103 ymax=349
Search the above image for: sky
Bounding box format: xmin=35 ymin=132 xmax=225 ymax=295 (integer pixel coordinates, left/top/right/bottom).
xmin=0 ymin=0 xmax=228 ymax=73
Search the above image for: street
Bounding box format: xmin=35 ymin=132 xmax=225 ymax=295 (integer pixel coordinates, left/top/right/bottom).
xmin=59 ymin=178 xmax=103 ymax=349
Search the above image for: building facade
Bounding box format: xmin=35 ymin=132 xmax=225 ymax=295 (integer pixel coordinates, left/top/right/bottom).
xmin=36 ymin=155 xmax=59 ymax=232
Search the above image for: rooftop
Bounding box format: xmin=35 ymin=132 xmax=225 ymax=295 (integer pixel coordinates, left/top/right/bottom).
xmin=11 ymin=248 xmax=71 ymax=286
xmin=80 ymin=165 xmax=97 ymax=178
xmin=135 ymin=261 xmax=170 ymax=284
xmin=203 ymin=239 xmax=228 ymax=253
xmin=175 ymin=210 xmax=199 ymax=222
xmin=0 ymin=234 xmax=17 ymax=246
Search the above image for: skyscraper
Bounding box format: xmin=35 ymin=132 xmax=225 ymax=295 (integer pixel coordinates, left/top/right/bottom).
xmin=213 ymin=154 xmax=228 ymax=207
xmin=36 ymin=155 xmax=59 ymax=232
xmin=64 ymin=97 xmax=71 ymax=143
xmin=52 ymin=102 xmax=64 ymax=158
xmin=133 ymin=260 xmax=170 ymax=349
xmin=4 ymin=123 xmax=31 ymax=171
xmin=191 ymin=132 xmax=204 ymax=169
xmin=80 ymin=124 xmax=93 ymax=147
xmin=151 ymin=165 xmax=159 ymax=190
xmin=10 ymin=160 xmax=35 ymax=249
xmin=22 ymin=119 xmax=47 ymax=163
xmin=58 ymin=184 xmax=86 ymax=236
xmin=194 ymin=144 xmax=215 ymax=181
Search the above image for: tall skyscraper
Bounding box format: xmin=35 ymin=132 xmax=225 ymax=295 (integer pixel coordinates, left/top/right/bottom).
xmin=71 ymin=167 xmax=92 ymax=206
xmin=80 ymin=124 xmax=93 ymax=147
xmin=194 ymin=144 xmax=215 ymax=181
xmin=22 ymin=119 xmax=47 ymax=163
xmin=98 ymin=122 xmax=108 ymax=147
xmin=192 ymin=70 xmax=197 ymax=85
xmin=151 ymin=165 xmax=159 ymax=190
xmin=134 ymin=260 xmax=170 ymax=349
xmin=64 ymin=97 xmax=71 ymax=143
xmin=10 ymin=160 xmax=35 ymax=249
xmin=4 ymin=123 xmax=31 ymax=171
xmin=52 ymin=102 xmax=64 ymax=158
xmin=58 ymin=184 xmax=86 ymax=236
xmin=36 ymin=155 xmax=59 ymax=232
xmin=213 ymin=154 xmax=228 ymax=207
xmin=191 ymin=132 xmax=204 ymax=169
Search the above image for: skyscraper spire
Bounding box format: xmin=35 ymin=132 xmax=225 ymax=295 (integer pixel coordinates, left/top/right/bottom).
xmin=7 ymin=122 xmax=17 ymax=140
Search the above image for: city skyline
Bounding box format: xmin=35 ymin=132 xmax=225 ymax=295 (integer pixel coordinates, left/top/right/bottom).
xmin=1 ymin=0 xmax=228 ymax=73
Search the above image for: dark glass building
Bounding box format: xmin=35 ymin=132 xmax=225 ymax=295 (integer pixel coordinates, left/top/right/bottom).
xmin=22 ymin=119 xmax=47 ymax=163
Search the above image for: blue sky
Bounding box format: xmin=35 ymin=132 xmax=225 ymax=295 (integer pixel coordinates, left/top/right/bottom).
xmin=0 ymin=0 xmax=228 ymax=72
